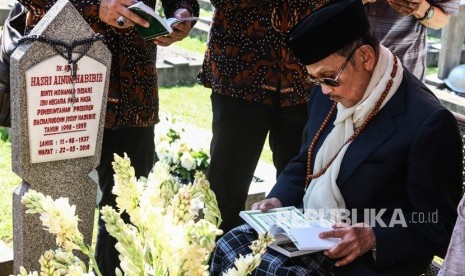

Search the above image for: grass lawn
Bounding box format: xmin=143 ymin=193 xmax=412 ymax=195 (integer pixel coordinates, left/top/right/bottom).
xmin=173 ymin=36 xmax=207 ymax=55
xmin=426 ymin=66 xmax=439 ymax=77
xmin=159 ymin=84 xmax=212 ymax=129
xmin=0 ymin=139 xmax=21 ymax=247
xmin=158 ymin=84 xmax=274 ymax=163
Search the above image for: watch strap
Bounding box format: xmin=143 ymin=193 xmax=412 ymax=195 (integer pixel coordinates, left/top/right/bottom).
xmin=419 ymin=4 xmax=433 ymax=21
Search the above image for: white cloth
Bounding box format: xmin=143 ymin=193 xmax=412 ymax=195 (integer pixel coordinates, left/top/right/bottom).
xmin=303 ymin=45 xmax=404 ymax=212
xmin=438 ymin=195 xmax=465 ymax=276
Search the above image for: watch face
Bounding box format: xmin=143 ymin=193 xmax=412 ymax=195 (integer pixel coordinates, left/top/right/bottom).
xmin=426 ymin=6 xmax=434 ymax=20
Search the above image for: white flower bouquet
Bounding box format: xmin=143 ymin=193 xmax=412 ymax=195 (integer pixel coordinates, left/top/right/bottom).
xmin=155 ymin=117 xmax=210 ymax=183
xmin=156 ymin=139 xmax=209 ymax=183
xmin=16 ymin=154 xmax=274 ymax=276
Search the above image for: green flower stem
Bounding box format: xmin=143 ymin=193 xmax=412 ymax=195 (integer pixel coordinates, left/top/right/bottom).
xmin=88 ymin=248 xmax=102 ymax=276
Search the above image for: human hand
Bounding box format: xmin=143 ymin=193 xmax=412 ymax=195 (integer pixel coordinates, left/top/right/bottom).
xmin=387 ymin=0 xmax=422 ymax=16
xmin=362 ymin=0 xmax=377 ymax=4
xmin=251 ymin=198 xmax=283 ymax=212
xmin=99 ymin=0 xmax=149 ymax=29
xmin=319 ymin=223 xmax=376 ymax=267
xmin=153 ymin=8 xmax=193 ymax=47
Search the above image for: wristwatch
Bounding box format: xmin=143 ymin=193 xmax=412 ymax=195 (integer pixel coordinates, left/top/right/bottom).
xmin=419 ymin=4 xmax=434 ymax=21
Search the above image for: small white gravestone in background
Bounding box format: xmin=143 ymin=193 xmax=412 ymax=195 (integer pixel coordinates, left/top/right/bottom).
xmin=9 ymin=0 xmax=111 ymax=273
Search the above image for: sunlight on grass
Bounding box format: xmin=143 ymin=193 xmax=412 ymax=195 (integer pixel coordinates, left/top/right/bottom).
xmin=426 ymin=66 xmax=438 ymax=77
xmin=427 ymin=35 xmax=441 ymax=43
xmin=158 ymin=84 xmax=273 ymax=163
xmin=434 ymin=256 xmax=444 ymax=265
xmin=159 ymin=84 xmax=212 ymax=129
xmin=199 ymin=8 xmax=212 ymax=18
xmin=0 ymin=140 xmax=21 ymax=246
xmin=173 ymin=36 xmax=208 ymax=55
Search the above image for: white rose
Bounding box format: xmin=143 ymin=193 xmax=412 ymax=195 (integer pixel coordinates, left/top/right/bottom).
xmin=180 ymin=152 xmax=196 ymax=171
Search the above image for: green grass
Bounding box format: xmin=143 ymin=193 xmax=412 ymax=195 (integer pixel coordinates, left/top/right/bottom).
xmin=159 ymin=84 xmax=212 ymax=129
xmin=0 ymin=139 xmax=21 ymax=247
xmin=173 ymin=36 xmax=208 ymax=55
xmin=426 ymin=35 xmax=441 ymax=43
xmin=158 ymin=84 xmax=273 ymax=163
xmin=199 ymin=8 xmax=212 ymax=18
xmin=0 ymin=127 xmax=10 ymax=141
xmin=426 ymin=66 xmax=439 ymax=77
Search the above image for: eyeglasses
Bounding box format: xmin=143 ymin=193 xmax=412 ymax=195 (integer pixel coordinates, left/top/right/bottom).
xmin=307 ymin=47 xmax=357 ymax=87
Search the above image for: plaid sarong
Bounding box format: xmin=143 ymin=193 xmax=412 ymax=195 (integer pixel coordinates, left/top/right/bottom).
xmin=209 ymin=224 xmax=335 ymax=275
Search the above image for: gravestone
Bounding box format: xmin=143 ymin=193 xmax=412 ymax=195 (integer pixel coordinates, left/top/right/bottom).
xmin=10 ymin=0 xmax=111 ymax=272
xmin=156 ymin=45 xmax=204 ymax=86
xmin=438 ymin=4 xmax=465 ymax=79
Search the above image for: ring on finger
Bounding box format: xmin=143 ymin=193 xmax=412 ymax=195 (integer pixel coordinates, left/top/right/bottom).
xmin=116 ymin=16 xmax=126 ymax=26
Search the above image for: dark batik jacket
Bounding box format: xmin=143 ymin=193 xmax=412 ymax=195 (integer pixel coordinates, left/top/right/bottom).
xmin=197 ymin=0 xmax=330 ymax=107
xmin=18 ymin=0 xmax=199 ymax=128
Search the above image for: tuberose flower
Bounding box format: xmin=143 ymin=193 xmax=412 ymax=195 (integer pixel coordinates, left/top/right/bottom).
xmin=20 ymin=144 xmax=268 ymax=276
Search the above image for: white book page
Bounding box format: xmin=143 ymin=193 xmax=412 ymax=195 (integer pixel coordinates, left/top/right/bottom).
xmin=165 ymin=17 xmax=199 ymax=27
xmin=240 ymin=207 xmax=308 ymax=234
xmin=290 ymin=227 xmax=340 ymax=251
xmin=268 ymin=225 xmax=295 ymax=243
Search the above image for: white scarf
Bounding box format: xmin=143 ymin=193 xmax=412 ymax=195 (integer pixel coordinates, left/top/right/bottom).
xmin=303 ymin=45 xmax=404 ymax=211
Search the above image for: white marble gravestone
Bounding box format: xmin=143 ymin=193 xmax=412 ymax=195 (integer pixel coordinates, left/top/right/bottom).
xmin=10 ymin=0 xmax=111 ymax=272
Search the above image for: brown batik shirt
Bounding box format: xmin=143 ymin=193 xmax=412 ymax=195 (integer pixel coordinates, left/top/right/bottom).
xmin=197 ymin=0 xmax=331 ymax=107
xmin=18 ymin=0 xmax=199 ymax=128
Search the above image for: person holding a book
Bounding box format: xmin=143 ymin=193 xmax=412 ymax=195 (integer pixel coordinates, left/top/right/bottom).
xmin=196 ymin=0 xmax=332 ymax=236
xmin=16 ymin=0 xmax=199 ymax=275
xmin=209 ymin=0 xmax=463 ymax=275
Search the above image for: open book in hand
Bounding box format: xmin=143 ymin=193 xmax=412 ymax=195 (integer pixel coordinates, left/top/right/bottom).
xmin=128 ymin=2 xmax=198 ymax=40
xmin=240 ymin=206 xmax=340 ymax=257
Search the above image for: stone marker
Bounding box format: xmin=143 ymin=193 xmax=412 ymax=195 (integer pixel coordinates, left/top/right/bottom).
xmin=156 ymin=45 xmax=203 ymax=86
xmin=438 ymin=4 xmax=465 ymax=79
xmin=10 ymin=0 xmax=111 ymax=272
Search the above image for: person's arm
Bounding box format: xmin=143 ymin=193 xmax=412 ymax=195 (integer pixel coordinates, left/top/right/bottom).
xmin=411 ymin=0 xmax=452 ymax=29
xmin=319 ymin=222 xmax=376 ymax=267
xmin=384 ymin=0 xmax=454 ymax=29
xmin=18 ymin=0 xmax=151 ymax=32
xmin=153 ymin=0 xmax=199 ymax=46
xmin=372 ymin=108 xmax=462 ymax=264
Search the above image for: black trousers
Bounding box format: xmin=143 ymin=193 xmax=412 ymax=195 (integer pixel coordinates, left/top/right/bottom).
xmin=208 ymin=93 xmax=308 ymax=234
xmin=94 ymin=126 xmax=155 ymax=276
